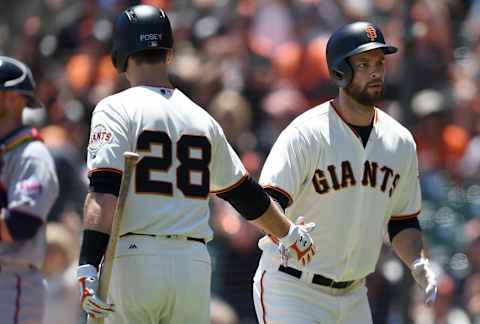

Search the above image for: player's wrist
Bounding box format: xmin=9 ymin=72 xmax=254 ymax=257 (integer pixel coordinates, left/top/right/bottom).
xmin=278 ymin=222 xmax=298 ymax=247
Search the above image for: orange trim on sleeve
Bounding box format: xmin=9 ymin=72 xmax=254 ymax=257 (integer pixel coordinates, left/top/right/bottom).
xmin=210 ymin=174 xmax=248 ymax=194
xmin=87 ymin=167 xmax=123 ymax=176
xmin=262 ymin=185 xmax=293 ymax=207
xmin=391 ymin=210 xmax=421 ymax=220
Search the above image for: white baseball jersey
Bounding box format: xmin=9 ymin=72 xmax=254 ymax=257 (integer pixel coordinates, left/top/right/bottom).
xmin=259 ymin=100 xmax=421 ymax=281
xmin=87 ymin=86 xmax=246 ymax=241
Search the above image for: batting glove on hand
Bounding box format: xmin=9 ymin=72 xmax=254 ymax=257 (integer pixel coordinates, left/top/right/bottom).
xmin=411 ymin=258 xmax=438 ymax=305
xmin=279 ymin=217 xmax=316 ymax=266
xmin=77 ymin=264 xmax=115 ymax=318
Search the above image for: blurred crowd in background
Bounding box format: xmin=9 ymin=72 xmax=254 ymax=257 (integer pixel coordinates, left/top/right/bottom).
xmin=2 ymin=0 xmax=480 ymax=323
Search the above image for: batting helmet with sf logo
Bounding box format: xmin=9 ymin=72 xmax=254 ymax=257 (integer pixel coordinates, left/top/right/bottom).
xmin=326 ymin=22 xmax=397 ymax=88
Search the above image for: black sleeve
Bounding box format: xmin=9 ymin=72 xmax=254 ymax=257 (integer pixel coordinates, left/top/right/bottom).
xmin=264 ymin=187 xmax=290 ymax=211
xmin=388 ymin=217 xmax=421 ymax=242
xmin=89 ymin=170 xmax=122 ymax=196
xmin=79 ymin=229 xmax=110 ymax=270
xmin=0 ymin=185 xmax=7 ymax=209
xmin=4 ymin=209 xmax=43 ymax=241
xmin=217 ymin=175 xmax=271 ymax=220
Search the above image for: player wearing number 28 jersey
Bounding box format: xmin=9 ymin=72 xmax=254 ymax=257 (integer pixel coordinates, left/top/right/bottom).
xmin=76 ymin=5 xmax=316 ymax=324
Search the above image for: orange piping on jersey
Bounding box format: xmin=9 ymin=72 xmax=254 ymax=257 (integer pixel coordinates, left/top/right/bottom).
xmin=330 ymin=100 xmax=377 ymax=137
xmin=87 ymin=167 xmax=123 ymax=176
xmin=373 ymin=108 xmax=379 ymax=124
xmin=210 ymin=174 xmax=248 ymax=194
xmin=330 ymin=100 xmax=360 ymax=138
xmin=268 ymin=234 xmax=280 ymax=245
xmin=260 ymin=270 xmax=268 ymax=324
xmin=262 ymin=185 xmax=293 ymax=208
xmin=2 ymin=129 xmax=43 ymax=154
xmin=391 ymin=210 xmax=421 ymax=220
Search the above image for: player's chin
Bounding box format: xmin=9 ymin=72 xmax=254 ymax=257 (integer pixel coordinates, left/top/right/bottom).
xmin=366 ymin=85 xmax=383 ymax=95
xmin=365 ymin=88 xmax=384 ymax=102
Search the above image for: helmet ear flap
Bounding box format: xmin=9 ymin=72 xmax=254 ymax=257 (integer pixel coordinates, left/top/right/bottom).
xmin=331 ymin=60 xmax=353 ymax=88
xmin=111 ymin=49 xmax=128 ymax=73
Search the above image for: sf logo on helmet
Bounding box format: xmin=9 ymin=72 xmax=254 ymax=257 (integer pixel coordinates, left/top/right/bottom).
xmin=366 ymin=26 xmax=377 ymax=42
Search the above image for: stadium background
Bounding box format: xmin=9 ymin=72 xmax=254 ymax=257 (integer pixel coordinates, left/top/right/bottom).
xmin=2 ymin=0 xmax=480 ymax=323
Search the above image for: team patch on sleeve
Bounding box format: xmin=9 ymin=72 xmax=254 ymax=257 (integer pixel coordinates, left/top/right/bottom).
xmin=17 ymin=179 xmax=43 ymax=197
xmin=88 ymin=124 xmax=114 ymax=157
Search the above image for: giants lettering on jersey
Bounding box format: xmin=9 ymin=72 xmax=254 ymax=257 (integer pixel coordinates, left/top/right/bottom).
xmin=312 ymin=160 xmax=400 ymax=197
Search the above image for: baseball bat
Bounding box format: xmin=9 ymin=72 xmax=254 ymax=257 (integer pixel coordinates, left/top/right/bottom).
xmin=88 ymin=152 xmax=139 ymax=324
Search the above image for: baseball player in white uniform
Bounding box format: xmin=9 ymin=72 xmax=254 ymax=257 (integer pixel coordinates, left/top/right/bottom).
xmin=0 ymin=56 xmax=59 ymax=324
xmin=253 ymin=22 xmax=438 ymax=324
xmin=76 ymin=5 xmax=316 ymax=324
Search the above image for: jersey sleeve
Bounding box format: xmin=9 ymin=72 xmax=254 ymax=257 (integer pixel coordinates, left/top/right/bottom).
xmin=259 ymin=126 xmax=311 ymax=207
xmin=391 ymin=142 xmax=422 ymax=219
xmin=87 ymin=100 xmax=131 ymax=175
xmin=7 ymin=148 xmax=59 ymax=221
xmin=209 ymin=125 xmax=247 ymax=193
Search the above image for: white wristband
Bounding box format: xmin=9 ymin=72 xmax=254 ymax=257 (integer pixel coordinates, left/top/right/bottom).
xmin=77 ymin=264 xmax=97 ymax=280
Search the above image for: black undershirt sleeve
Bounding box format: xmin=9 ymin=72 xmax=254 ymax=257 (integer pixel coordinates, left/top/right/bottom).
xmin=264 ymin=188 xmax=290 ymax=211
xmin=388 ymin=217 xmax=421 ymax=242
xmin=89 ymin=170 xmax=122 ymax=196
xmin=217 ymin=175 xmax=271 ymax=220
xmin=79 ymin=229 xmax=110 ymax=270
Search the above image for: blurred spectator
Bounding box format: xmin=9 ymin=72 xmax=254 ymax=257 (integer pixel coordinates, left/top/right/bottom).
xmin=208 ymin=89 xmax=255 ymax=152
xmin=43 ymin=222 xmax=80 ymax=324
xmin=258 ymin=85 xmax=309 ymax=151
xmin=210 ymin=296 xmax=240 ymax=324
xmin=41 ymin=125 xmax=88 ymax=221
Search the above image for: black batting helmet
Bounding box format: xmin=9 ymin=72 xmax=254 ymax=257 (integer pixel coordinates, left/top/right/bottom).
xmin=0 ymin=56 xmax=42 ymax=108
xmin=111 ymin=5 xmax=173 ymax=72
xmin=326 ymin=22 xmax=397 ymax=88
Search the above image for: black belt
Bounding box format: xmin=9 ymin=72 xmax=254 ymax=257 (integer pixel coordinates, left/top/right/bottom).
xmin=278 ymin=265 xmax=354 ymax=289
xmin=120 ymin=232 xmax=206 ymax=245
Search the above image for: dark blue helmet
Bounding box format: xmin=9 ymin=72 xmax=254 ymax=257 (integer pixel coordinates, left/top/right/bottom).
xmin=111 ymin=5 xmax=174 ymax=72
xmin=0 ymin=56 xmax=42 ymax=108
xmin=326 ymin=22 xmax=397 ymax=88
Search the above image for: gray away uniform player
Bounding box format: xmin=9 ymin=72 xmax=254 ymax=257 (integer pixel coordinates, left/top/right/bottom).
xmin=253 ymin=22 xmax=438 ymax=324
xmin=0 ymin=57 xmax=59 ymax=324
xmin=76 ymin=5 xmax=316 ymax=324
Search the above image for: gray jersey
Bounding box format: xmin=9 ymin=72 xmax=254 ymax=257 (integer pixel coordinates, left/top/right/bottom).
xmin=0 ymin=127 xmax=59 ymax=269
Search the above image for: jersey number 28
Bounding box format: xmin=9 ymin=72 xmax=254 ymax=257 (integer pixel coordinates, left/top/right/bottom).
xmin=135 ymin=130 xmax=211 ymax=199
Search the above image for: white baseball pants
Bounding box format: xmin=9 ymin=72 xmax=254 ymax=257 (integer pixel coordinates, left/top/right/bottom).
xmin=253 ymin=264 xmax=372 ymax=324
xmin=106 ymin=235 xmax=211 ymax=324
